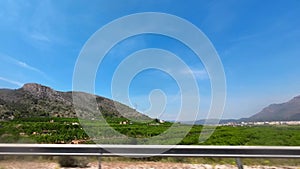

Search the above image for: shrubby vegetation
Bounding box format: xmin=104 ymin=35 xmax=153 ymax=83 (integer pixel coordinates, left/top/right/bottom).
xmin=199 ymin=125 xmax=300 ymax=146
xmin=58 ymin=156 xmax=89 ymax=168
xmin=1 ymin=117 xmax=300 ymax=166
xmin=0 ymin=117 xmax=300 ymax=146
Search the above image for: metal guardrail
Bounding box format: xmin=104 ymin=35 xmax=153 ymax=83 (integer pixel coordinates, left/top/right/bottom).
xmin=0 ymin=144 xmax=300 ymax=158
xmin=0 ymin=144 xmax=300 ymax=169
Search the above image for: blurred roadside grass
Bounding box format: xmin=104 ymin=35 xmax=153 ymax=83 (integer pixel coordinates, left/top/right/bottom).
xmin=2 ymin=156 xmax=299 ymax=166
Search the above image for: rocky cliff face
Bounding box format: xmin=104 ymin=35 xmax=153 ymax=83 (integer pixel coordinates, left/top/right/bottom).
xmin=0 ymin=83 xmax=150 ymax=121
xmin=22 ymin=83 xmax=66 ymax=102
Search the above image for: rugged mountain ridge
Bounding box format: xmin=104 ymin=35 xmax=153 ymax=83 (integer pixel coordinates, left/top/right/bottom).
xmin=246 ymin=96 xmax=300 ymax=122
xmin=189 ymin=95 xmax=300 ymax=125
xmin=0 ymin=83 xmax=150 ymax=120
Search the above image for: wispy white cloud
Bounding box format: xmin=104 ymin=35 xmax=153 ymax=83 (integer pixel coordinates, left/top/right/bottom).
xmin=30 ymin=32 xmax=51 ymax=42
xmin=229 ymin=33 xmax=261 ymax=43
xmin=0 ymin=54 xmax=50 ymax=80
xmin=16 ymin=60 xmax=43 ymax=74
xmin=180 ymin=68 xmax=208 ymax=80
xmin=1 ymin=1 xmax=66 ymax=46
xmin=194 ymin=69 xmax=208 ymax=78
xmin=0 ymin=76 xmax=23 ymax=87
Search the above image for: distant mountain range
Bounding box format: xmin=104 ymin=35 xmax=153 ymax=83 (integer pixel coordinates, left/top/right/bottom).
xmin=186 ymin=95 xmax=300 ymax=125
xmin=0 ymin=83 xmax=150 ymax=121
xmin=1 ymin=83 xmax=300 ymax=123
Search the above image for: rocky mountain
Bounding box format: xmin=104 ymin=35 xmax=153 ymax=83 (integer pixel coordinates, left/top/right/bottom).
xmin=185 ymin=95 xmax=300 ymax=125
xmin=246 ymin=95 xmax=300 ymax=122
xmin=0 ymin=83 xmax=150 ymax=121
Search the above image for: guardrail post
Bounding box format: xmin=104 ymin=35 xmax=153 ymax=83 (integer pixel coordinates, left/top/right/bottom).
xmin=98 ymin=155 xmax=102 ymax=169
xmin=235 ymin=158 xmax=243 ymax=169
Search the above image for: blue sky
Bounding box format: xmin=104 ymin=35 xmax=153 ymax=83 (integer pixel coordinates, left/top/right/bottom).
xmin=0 ymin=0 xmax=300 ymax=121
